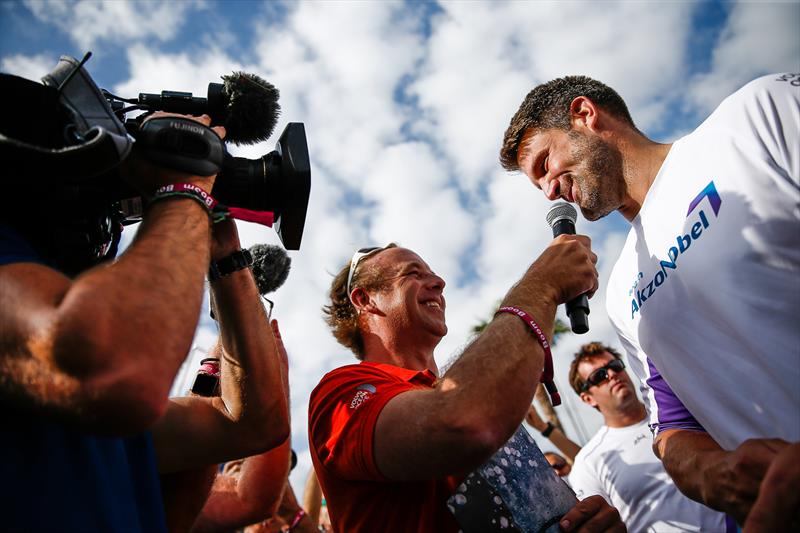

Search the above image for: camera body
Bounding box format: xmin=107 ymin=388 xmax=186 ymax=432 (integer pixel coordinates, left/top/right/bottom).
xmin=0 ymin=54 xmax=310 ymax=274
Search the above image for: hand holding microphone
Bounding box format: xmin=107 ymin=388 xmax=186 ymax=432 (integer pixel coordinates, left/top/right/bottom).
xmin=545 ymin=202 xmax=594 ymax=333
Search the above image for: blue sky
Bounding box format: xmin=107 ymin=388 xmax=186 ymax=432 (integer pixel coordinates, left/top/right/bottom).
xmin=3 ymin=0 xmax=798 ymax=493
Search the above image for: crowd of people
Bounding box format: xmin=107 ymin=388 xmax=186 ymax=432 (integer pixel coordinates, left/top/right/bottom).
xmin=1 ymin=68 xmax=797 ymax=532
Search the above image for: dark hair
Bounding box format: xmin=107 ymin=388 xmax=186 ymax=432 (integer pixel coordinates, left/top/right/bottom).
xmin=322 ymin=244 xmax=397 ymax=360
xmin=568 ymin=341 xmax=624 ymax=396
xmin=499 ymin=75 xmax=635 ymax=172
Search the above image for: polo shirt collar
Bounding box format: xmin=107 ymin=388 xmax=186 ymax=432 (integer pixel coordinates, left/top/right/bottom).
xmin=361 ymin=361 xmax=437 ymax=386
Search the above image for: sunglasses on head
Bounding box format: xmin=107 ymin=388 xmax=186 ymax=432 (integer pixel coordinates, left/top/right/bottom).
xmin=345 ymin=246 xmax=387 ymax=296
xmin=581 ymin=359 xmax=625 ymax=392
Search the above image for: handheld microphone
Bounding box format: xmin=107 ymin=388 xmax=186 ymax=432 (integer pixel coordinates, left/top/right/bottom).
xmin=137 ymin=72 xmax=280 ymax=145
xmin=250 ymin=244 xmax=291 ymax=295
xmin=546 ymin=202 xmax=590 ymax=334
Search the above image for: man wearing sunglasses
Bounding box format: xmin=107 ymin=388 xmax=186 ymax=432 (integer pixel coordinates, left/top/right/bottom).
xmin=567 ymin=342 xmax=728 ymax=532
xmin=309 ymin=241 xmax=628 ymax=532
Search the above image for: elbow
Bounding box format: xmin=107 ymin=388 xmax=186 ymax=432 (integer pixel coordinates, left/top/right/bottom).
xmin=441 ymin=415 xmax=509 ymax=472
xmin=78 ymin=365 xmax=171 ymax=435
xmin=236 ymin=408 xmax=291 ymax=457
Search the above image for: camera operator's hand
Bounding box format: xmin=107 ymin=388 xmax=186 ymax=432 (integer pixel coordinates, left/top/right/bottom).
xmin=120 ymin=112 xmax=226 ymax=198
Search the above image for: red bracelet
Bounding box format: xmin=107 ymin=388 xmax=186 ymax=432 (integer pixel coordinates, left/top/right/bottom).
xmin=495 ymin=306 xmax=561 ymax=406
xmin=288 ymin=509 xmax=306 ymax=530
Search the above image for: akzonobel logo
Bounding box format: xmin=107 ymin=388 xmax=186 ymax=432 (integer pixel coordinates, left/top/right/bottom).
xmin=629 ymin=181 xmax=722 ymax=319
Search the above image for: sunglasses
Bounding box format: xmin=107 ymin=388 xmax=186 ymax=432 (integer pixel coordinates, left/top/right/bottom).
xmin=345 ymin=246 xmax=387 ymax=296
xmin=581 ymin=359 xmax=625 ymax=392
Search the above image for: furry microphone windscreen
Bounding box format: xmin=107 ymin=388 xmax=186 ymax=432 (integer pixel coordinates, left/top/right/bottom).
xmin=221 ymin=72 xmax=280 ymax=146
xmin=250 ymin=244 xmax=291 ymax=295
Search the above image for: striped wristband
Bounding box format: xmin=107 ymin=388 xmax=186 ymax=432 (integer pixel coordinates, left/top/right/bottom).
xmin=149 ymin=183 xmax=227 ymax=223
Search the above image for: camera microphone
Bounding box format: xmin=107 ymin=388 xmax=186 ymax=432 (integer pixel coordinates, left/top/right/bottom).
xmin=546 ymin=202 xmax=590 ymax=334
xmin=137 ymin=71 xmax=280 ymax=145
xmin=250 ymin=244 xmax=291 ymax=295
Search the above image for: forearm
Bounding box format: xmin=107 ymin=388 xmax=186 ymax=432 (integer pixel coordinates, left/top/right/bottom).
xmin=4 ymin=199 xmax=213 ymax=431
xmin=437 ymin=274 xmax=559 ymax=448
xmin=193 ymin=440 xmax=291 ymax=533
xmin=655 ymin=429 xmax=727 ymax=508
xmin=548 ymin=429 xmax=581 ymax=462
xmin=302 ymin=470 xmax=323 ymax=523
xmin=212 ymin=270 xmax=290 ymax=446
xmin=57 ymin=199 xmax=210 ymax=381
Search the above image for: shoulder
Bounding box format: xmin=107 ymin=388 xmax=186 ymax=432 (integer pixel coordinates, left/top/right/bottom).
xmin=702 ymin=73 xmax=800 ymax=133
xmin=309 ymin=363 xmax=406 ymax=418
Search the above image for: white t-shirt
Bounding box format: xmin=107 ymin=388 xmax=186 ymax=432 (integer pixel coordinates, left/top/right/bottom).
xmin=606 ymin=73 xmax=800 ymax=450
xmin=569 ymin=419 xmax=727 ymax=532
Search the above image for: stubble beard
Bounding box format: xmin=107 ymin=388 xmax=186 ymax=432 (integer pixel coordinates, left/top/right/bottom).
xmin=568 ymin=131 xmax=625 ymax=221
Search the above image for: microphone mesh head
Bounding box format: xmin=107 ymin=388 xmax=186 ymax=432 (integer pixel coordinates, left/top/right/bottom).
xmin=250 ymin=244 xmax=291 ymax=295
xmin=546 ymin=202 xmax=578 ymax=228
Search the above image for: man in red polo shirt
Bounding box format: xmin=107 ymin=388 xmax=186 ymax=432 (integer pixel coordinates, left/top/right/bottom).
xmin=309 ymin=242 xmax=625 ymax=532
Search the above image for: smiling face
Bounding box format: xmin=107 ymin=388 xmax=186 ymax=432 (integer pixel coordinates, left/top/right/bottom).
xmin=577 ymin=352 xmax=636 ymax=414
xmin=362 ymin=247 xmax=447 ymax=340
xmin=518 ymin=127 xmax=626 ymax=221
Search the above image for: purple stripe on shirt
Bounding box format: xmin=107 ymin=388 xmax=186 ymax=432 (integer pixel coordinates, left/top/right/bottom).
xmin=647 ymin=358 xmax=706 ymax=434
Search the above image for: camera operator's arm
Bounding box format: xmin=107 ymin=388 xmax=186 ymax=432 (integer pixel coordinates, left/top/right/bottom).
xmin=151 ymin=220 xmax=290 ymax=473
xmin=371 ymin=234 xmax=598 ymax=480
xmin=0 ymin=114 xmax=223 ymax=435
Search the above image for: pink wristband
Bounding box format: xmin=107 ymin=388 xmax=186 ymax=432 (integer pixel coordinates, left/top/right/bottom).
xmin=496 ymin=306 xmax=561 ymax=406
xmin=288 ymin=509 xmax=306 ymax=530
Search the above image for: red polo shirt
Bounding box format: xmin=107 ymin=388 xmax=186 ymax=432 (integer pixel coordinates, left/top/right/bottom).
xmin=308 ymin=361 xmax=461 ymax=533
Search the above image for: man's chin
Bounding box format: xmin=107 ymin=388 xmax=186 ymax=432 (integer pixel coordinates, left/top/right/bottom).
xmin=579 ymin=204 xmax=612 ymax=222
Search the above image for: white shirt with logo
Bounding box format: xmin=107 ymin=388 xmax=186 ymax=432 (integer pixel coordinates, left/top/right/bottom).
xmin=569 ymin=420 xmax=727 ymax=532
xmin=606 ymin=73 xmax=800 ymax=450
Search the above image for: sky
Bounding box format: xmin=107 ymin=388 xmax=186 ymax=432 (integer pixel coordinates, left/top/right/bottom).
xmin=2 ymin=0 xmax=798 ymax=498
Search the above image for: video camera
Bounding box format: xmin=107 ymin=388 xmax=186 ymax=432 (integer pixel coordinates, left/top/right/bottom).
xmin=0 ymin=53 xmax=311 ymax=266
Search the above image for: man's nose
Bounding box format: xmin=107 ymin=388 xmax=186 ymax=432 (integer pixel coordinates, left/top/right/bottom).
xmin=542 ymin=178 xmax=560 ymax=201
xmin=426 ymin=273 xmax=445 ymax=291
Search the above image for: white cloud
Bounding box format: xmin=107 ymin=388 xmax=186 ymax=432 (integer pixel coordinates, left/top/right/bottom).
xmin=23 ymin=0 xmax=204 ymax=51
xmin=0 ymin=53 xmax=56 ymax=81
xmin=409 ymin=1 xmax=695 ymax=193
xmin=688 ymin=1 xmax=800 ymax=114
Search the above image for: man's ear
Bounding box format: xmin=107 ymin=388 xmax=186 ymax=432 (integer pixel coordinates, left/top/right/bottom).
xmin=351 ymin=287 xmax=376 ymax=314
xmin=579 ymin=390 xmax=598 ymax=409
xmin=569 ymin=96 xmax=599 ymax=132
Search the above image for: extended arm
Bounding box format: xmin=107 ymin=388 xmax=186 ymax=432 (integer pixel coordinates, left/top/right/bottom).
xmin=0 ymin=116 xmax=221 ymax=434
xmin=152 ymin=223 xmax=290 ymax=472
xmin=654 ymin=428 xmax=790 ymax=525
xmin=526 ymin=404 xmax=581 ymax=462
xmin=373 ymin=235 xmax=598 ymax=480
xmin=302 ymin=469 xmax=324 ymax=524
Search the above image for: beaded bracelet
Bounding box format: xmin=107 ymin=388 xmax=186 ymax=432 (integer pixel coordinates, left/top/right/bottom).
xmin=495 ymin=306 xmax=561 ymax=406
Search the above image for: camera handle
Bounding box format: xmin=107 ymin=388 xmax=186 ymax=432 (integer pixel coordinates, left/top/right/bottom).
xmin=137 ymin=117 xmax=225 ymax=177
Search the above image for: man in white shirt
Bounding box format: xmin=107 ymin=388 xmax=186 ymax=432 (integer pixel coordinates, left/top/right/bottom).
xmin=499 ymin=73 xmax=800 ymax=530
xmin=567 ymin=342 xmax=729 ymax=532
